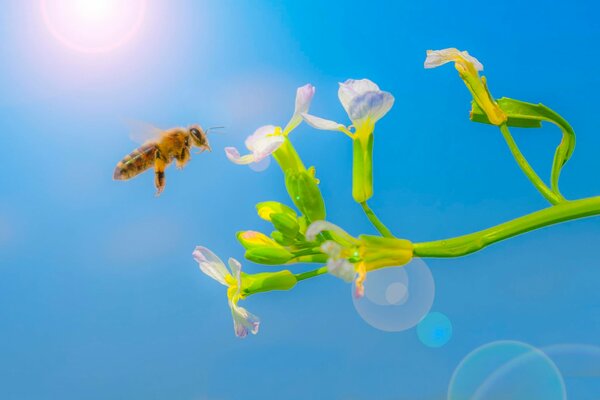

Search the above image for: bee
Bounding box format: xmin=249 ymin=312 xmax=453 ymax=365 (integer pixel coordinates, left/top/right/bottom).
xmin=113 ymin=125 xmax=212 ymax=196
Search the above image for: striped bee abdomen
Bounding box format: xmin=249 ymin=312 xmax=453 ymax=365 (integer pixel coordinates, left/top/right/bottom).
xmin=113 ymin=142 xmax=158 ymax=180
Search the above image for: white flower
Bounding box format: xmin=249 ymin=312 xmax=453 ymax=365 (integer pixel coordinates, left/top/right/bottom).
xmin=424 ymin=48 xmax=483 ymax=71
xmin=321 ymin=241 xmax=355 ymax=283
xmin=424 ymin=48 xmax=506 ymax=126
xmin=302 ymin=79 xmax=394 ymax=138
xmin=225 ymin=84 xmax=315 ymax=165
xmin=306 ymin=220 xmax=360 ymax=284
xmin=193 ymin=246 xmax=260 ymax=338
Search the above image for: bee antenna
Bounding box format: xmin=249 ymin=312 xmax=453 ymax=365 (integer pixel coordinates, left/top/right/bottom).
xmin=206 ymin=126 xmax=225 ymax=134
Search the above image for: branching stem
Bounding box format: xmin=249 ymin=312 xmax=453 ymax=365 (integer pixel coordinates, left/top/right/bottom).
xmin=360 ymin=201 xmax=394 ymax=238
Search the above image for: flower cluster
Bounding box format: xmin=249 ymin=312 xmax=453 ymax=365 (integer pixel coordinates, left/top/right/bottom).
xmin=192 ymin=48 xmax=584 ymax=337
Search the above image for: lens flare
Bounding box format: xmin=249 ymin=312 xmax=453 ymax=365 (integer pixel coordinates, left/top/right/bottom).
xmin=352 ymin=258 xmax=435 ymax=332
xmin=417 ymin=311 xmax=452 ymax=348
xmin=448 ymin=340 xmax=566 ymax=400
xmin=40 ymin=0 xmax=146 ymax=53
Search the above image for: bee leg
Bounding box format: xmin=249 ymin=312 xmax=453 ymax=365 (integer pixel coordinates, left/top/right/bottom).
xmin=175 ymin=147 xmax=190 ymax=170
xmin=154 ymin=156 xmax=167 ymax=196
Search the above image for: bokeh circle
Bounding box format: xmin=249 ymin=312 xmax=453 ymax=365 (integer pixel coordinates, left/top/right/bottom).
xmin=417 ymin=311 xmax=452 ymax=348
xmin=352 ymin=258 xmax=435 ymax=332
xmin=448 ymin=340 xmax=566 ymax=400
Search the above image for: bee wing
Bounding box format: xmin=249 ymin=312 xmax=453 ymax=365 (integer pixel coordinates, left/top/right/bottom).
xmin=125 ymin=119 xmax=165 ymax=144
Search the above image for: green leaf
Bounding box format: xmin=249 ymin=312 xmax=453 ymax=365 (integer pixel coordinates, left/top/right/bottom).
xmin=471 ymin=97 xmax=576 ymax=195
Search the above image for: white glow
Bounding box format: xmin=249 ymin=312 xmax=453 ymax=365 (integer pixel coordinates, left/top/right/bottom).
xmin=41 ymin=0 xmax=146 ymax=53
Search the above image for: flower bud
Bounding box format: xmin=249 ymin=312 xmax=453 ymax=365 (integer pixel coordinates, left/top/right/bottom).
xmin=256 ymin=201 xmax=298 ymax=222
xmin=237 ymin=230 xmax=281 ymax=250
xmin=285 ymin=170 xmax=326 ymax=222
xmin=270 ymin=212 xmax=300 ymax=239
xmin=242 ymin=270 xmax=297 ymax=295
xmin=245 ymin=246 xmax=295 ymax=265
xmin=270 ymin=231 xmax=294 ymax=246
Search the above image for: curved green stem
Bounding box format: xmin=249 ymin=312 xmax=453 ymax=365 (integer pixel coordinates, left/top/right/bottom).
xmin=360 ymin=201 xmax=394 ymax=238
xmin=413 ymin=196 xmax=600 ymax=258
xmin=500 ymin=124 xmax=564 ymax=205
xmin=295 ymin=266 xmax=328 ymax=282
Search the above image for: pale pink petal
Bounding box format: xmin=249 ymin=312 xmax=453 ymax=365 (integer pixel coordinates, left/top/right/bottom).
xmin=327 ymin=258 xmax=356 ymax=283
xmin=424 ymin=48 xmax=484 ymax=71
xmin=251 ymin=135 xmax=285 ymax=161
xmin=230 ymin=301 xmax=260 ymax=338
xmin=302 ymin=113 xmax=347 ymax=132
xmin=347 ymin=91 xmax=395 ymax=123
xmin=245 ymin=125 xmax=278 ymax=151
xmin=225 ymin=147 xmax=255 ymax=165
xmin=305 ymin=220 xmax=357 ymax=246
xmin=295 ymin=84 xmax=316 ymax=116
xmin=193 ymin=246 xmax=229 ymax=286
xmin=283 ymin=84 xmax=316 ymax=134
xmin=338 ymin=79 xmax=381 ymax=115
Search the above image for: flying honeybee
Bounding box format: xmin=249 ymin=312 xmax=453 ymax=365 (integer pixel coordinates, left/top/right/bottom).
xmin=113 ymin=124 xmax=212 ymax=196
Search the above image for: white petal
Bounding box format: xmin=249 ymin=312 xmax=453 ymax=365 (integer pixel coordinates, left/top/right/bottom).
xmin=338 ymin=79 xmax=381 ymax=115
xmin=245 ymin=125 xmax=278 ymax=151
xmin=192 ymin=246 xmax=229 ymax=286
xmin=462 ymin=51 xmax=484 ymax=71
xmin=224 ymin=147 xmax=255 ymax=165
xmin=230 ymin=301 xmax=260 ymax=338
xmin=347 ymin=91 xmax=395 ymax=124
xmin=283 ymin=84 xmax=316 ymax=134
xmin=320 ymin=240 xmax=342 ymax=258
xmin=327 ymin=258 xmax=356 ymax=283
xmin=228 ymin=257 xmax=243 ymax=298
xmin=302 ymin=113 xmax=347 ymax=132
xmin=305 ymin=220 xmax=357 ymax=246
xmin=424 ymin=48 xmax=483 ymax=71
xmin=294 ymin=84 xmax=316 ymax=115
xmin=228 ymin=257 xmax=242 ymax=279
xmin=249 ymin=135 xmax=285 ymax=161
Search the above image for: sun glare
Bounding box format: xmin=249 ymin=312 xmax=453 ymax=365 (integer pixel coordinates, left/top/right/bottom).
xmin=41 ymin=0 xmax=146 ymax=53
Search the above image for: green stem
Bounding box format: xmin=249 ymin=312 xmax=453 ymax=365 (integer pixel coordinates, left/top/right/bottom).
xmin=413 ymin=196 xmax=600 ymax=258
xmin=500 ymin=124 xmax=564 ymax=205
xmin=360 ymin=201 xmax=394 ymax=238
xmin=295 ymin=266 xmax=328 ymax=282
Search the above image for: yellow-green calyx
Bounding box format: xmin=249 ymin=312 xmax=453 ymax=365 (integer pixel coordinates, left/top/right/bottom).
xmin=306 ymin=220 xmax=413 ymax=298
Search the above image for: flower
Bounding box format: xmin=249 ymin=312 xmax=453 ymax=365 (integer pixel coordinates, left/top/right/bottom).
xmin=193 ymin=246 xmax=260 ymax=338
xmin=424 ymin=48 xmax=506 ymax=126
xmin=302 ymin=79 xmax=394 ymax=203
xmin=424 ymin=48 xmax=483 ymax=71
xmin=225 ymin=84 xmax=316 ymax=165
xmin=302 ymin=79 xmax=394 ymax=140
xmin=306 ymin=220 xmax=413 ymax=298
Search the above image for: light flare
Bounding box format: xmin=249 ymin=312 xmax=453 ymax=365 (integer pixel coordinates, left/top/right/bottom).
xmin=41 ymin=0 xmax=146 ymax=53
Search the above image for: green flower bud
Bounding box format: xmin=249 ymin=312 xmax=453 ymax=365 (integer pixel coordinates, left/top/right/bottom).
xmin=242 ymin=270 xmax=297 ymax=295
xmin=270 ymin=212 xmax=300 ymax=239
xmin=270 ymin=230 xmax=294 ymax=246
xmin=237 ymin=231 xmax=281 ymax=250
xmin=285 ymin=170 xmax=326 ymax=222
xmin=245 ymin=246 xmax=295 ymax=265
xmin=256 ymin=201 xmax=298 ymax=222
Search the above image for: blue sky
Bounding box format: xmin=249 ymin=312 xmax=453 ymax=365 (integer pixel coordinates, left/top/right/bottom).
xmin=0 ymin=0 xmax=599 ymax=399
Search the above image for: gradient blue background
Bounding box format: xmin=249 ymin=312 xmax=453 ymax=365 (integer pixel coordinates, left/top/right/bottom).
xmin=1 ymin=0 xmax=599 ymax=398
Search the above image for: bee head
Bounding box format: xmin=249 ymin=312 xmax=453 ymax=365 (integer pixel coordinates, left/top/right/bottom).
xmin=189 ymin=125 xmax=211 ymax=152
